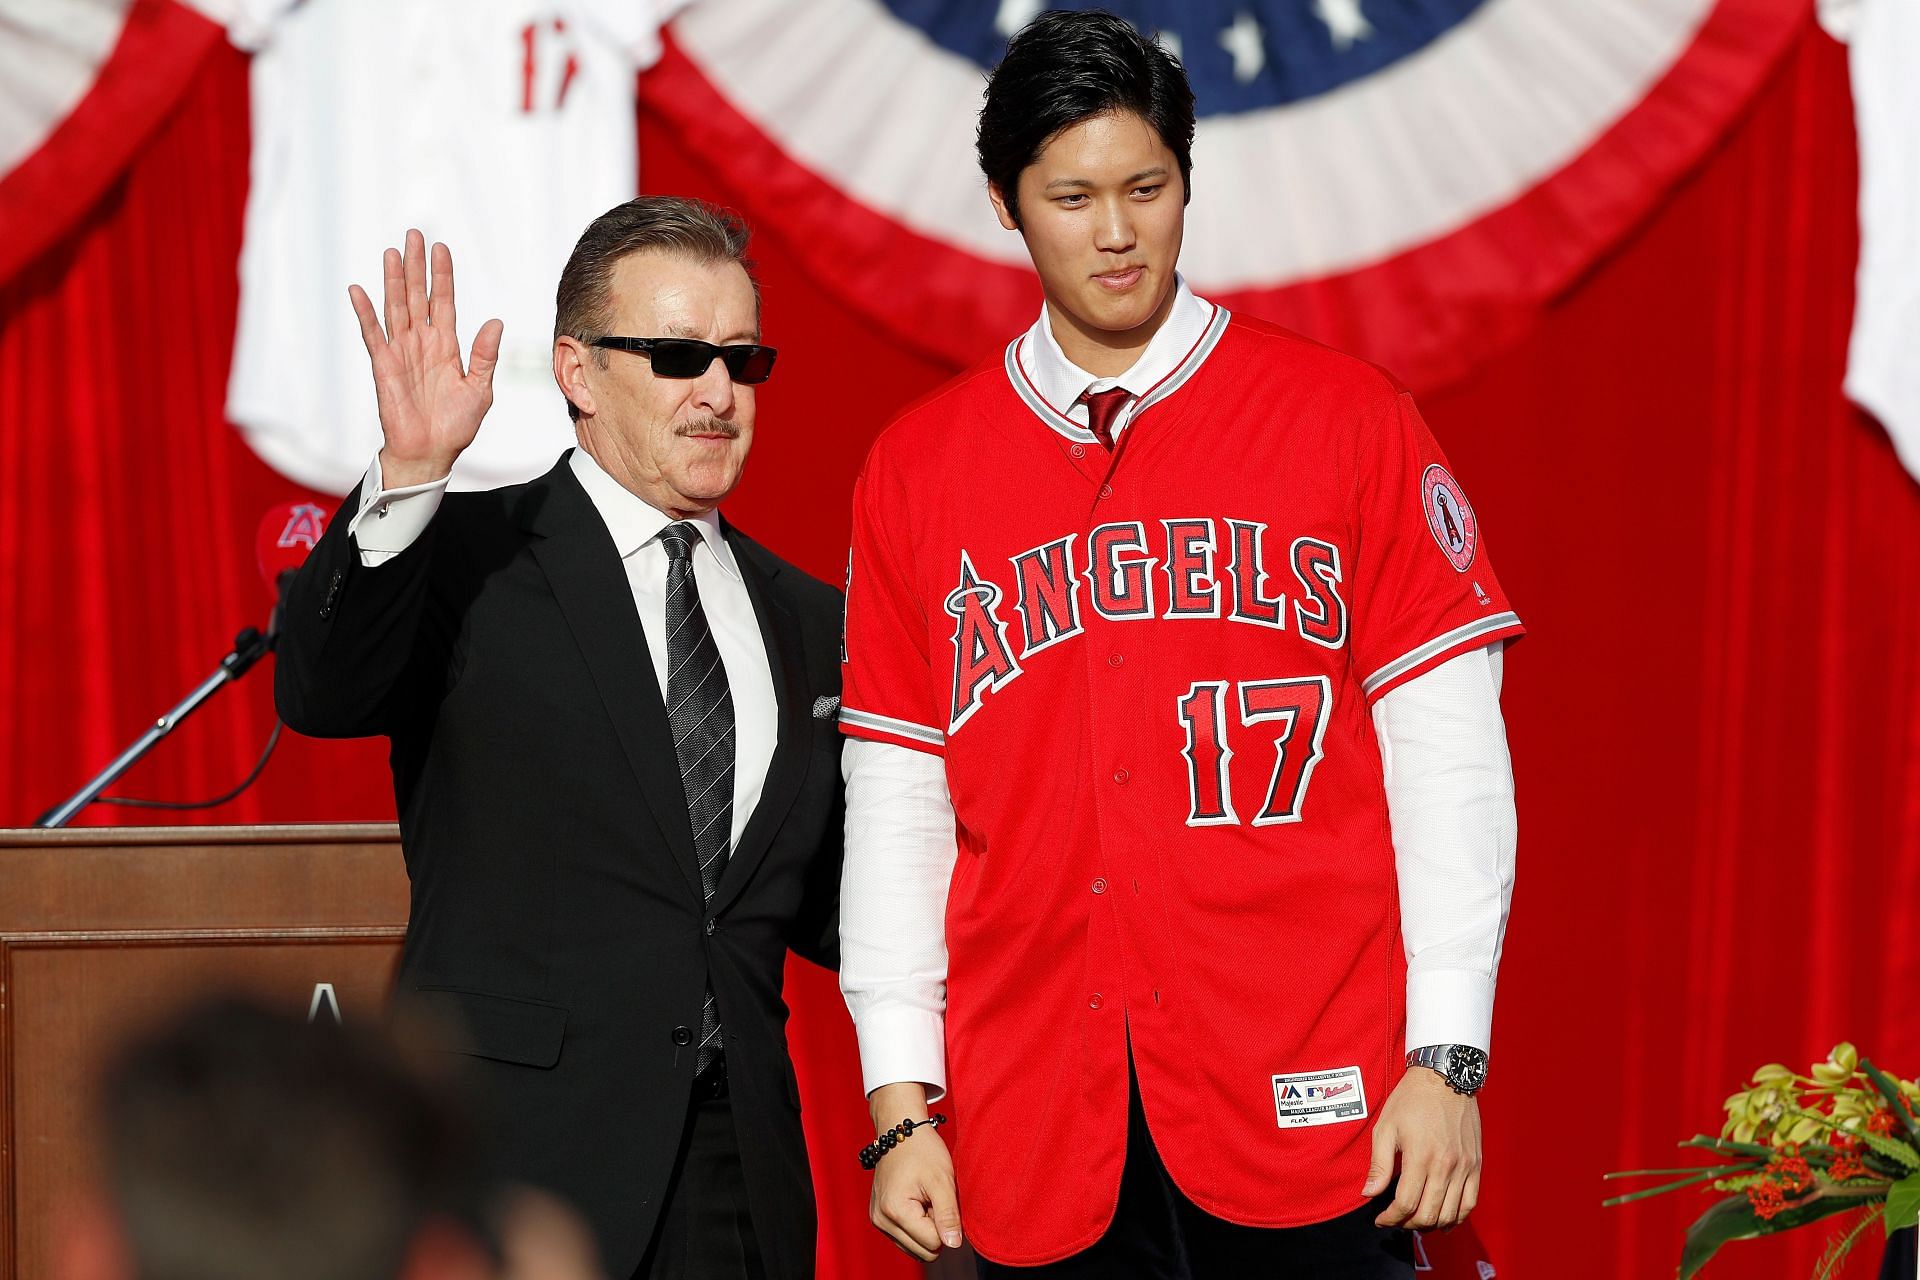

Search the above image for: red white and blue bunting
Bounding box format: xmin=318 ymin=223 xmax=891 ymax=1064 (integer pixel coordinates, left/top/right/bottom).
xmin=643 ymin=0 xmax=1809 ymax=387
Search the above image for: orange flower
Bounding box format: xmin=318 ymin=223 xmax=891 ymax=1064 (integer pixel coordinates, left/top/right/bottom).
xmin=1746 ymin=1181 xmax=1787 ymax=1220
xmin=1773 ymin=1155 xmax=1814 ymax=1195
xmin=1828 ymin=1154 xmax=1869 ymax=1181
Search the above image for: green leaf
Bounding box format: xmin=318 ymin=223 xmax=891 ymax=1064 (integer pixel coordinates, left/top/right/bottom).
xmin=1886 ymin=1173 xmax=1920 ymax=1235
xmin=1680 ymin=1195 xmax=1763 ymax=1278
xmin=1854 ymin=1128 xmax=1920 ymax=1172
xmin=1861 ymin=1060 xmax=1920 ymax=1146
xmin=1680 ymin=1192 xmax=1879 ymax=1280
xmin=1682 ymin=1135 xmax=1777 ymax=1159
xmin=1863 ymin=1152 xmax=1913 ymax=1181
xmin=1815 ymin=1206 xmax=1885 ymax=1280
xmin=1603 ymin=1166 xmax=1749 ymax=1207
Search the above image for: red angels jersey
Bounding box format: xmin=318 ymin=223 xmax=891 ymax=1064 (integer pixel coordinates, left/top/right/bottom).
xmin=840 ymin=309 xmax=1524 ymax=1264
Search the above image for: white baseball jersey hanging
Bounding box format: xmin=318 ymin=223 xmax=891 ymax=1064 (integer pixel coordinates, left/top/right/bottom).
xmin=225 ymin=0 xmax=681 ymax=494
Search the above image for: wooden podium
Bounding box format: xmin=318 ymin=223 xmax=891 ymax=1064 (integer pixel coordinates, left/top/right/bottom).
xmin=0 ymin=824 xmax=410 ymax=1280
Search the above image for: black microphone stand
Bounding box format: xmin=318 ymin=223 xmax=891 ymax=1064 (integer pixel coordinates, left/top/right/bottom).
xmin=34 ymin=610 xmax=280 ymax=829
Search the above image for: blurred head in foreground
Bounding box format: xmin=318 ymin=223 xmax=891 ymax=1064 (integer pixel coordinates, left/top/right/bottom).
xmin=57 ymin=995 xmax=491 ymax=1280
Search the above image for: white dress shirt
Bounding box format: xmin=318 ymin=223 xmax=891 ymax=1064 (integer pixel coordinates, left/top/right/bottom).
xmin=839 ymin=282 xmax=1518 ymax=1099
xmin=347 ymin=448 xmax=777 ymax=851
xmin=1019 ymin=274 xmax=1216 ymax=442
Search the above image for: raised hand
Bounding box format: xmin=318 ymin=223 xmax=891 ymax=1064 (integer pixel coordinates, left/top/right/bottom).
xmin=348 ymin=229 xmax=504 ymax=488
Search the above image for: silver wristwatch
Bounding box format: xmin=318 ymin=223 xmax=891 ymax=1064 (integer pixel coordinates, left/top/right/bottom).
xmin=1406 ymin=1044 xmax=1489 ymax=1096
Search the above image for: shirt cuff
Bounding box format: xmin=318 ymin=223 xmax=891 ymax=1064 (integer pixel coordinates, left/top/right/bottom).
xmin=1405 ymin=967 xmax=1494 ymax=1056
xmin=854 ymin=1005 xmax=948 ymax=1103
xmin=348 ymin=454 xmax=449 ymax=566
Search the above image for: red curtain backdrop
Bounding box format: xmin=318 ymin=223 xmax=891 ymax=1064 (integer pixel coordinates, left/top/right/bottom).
xmin=1 ymin=18 xmax=1915 ymax=1280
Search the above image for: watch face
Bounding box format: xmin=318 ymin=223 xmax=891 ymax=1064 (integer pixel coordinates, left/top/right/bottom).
xmin=1446 ymin=1045 xmax=1489 ymax=1090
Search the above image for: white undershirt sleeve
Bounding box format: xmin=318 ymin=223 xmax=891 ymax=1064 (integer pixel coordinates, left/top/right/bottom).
xmin=1371 ymin=643 xmax=1517 ymax=1056
xmin=839 ymin=737 xmax=957 ymax=1101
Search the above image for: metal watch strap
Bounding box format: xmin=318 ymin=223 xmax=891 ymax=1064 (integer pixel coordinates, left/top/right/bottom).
xmin=1405 ymin=1043 xmax=1488 ymax=1096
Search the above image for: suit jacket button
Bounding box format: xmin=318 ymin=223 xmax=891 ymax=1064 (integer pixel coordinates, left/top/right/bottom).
xmin=319 ymin=570 xmax=344 ymax=619
xmin=705 ymin=919 xmax=717 ymax=936
xmin=671 ymin=1026 xmax=693 ymax=1046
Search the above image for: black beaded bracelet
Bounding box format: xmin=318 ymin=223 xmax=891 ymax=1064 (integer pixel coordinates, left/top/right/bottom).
xmin=858 ymin=1114 xmax=948 ymax=1169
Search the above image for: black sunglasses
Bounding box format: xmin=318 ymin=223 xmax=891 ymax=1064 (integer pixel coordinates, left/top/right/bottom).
xmin=590 ymin=336 xmax=778 ymax=385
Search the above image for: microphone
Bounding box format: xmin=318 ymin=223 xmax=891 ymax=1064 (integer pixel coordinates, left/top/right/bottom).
xmin=255 ymin=501 xmax=331 ymax=641
xmin=257 ymin=501 xmax=330 ymax=592
xmin=31 ymin=501 xmax=332 ymax=826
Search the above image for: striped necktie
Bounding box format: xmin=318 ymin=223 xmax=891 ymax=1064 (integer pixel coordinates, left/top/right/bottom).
xmin=659 ymin=521 xmax=734 ymax=1075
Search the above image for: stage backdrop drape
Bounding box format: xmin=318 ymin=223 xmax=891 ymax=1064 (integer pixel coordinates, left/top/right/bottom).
xmin=1 ymin=19 xmax=1915 ymax=1280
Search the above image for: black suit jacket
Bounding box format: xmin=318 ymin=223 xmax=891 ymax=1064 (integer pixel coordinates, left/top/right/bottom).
xmin=275 ymin=455 xmax=845 ymax=1280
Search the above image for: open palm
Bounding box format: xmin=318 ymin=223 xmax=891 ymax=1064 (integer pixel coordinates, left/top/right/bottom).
xmin=348 ymin=228 xmax=503 ymax=487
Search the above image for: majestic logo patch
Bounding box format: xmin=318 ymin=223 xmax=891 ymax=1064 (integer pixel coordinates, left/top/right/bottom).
xmin=1271 ymin=1065 xmax=1368 ymax=1128
xmin=1420 ymin=464 xmax=1478 ymax=572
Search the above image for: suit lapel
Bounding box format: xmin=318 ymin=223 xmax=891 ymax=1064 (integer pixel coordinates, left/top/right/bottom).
xmin=711 ymin=527 xmax=811 ymax=915
xmin=519 ymin=460 xmax=705 ymax=904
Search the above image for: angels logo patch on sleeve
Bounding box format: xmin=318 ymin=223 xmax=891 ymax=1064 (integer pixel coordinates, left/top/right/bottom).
xmin=1420 ymin=464 xmax=1479 ymax=572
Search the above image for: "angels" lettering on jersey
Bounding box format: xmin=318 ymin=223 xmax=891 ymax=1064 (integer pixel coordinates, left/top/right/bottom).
xmin=944 ymin=518 xmax=1349 ymax=734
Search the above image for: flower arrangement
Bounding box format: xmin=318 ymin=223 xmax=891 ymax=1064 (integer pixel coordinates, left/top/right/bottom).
xmin=1605 ymin=1044 xmax=1920 ymax=1279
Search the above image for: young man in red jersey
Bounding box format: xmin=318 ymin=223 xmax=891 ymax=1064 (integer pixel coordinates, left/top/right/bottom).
xmin=838 ymin=12 xmax=1523 ymax=1276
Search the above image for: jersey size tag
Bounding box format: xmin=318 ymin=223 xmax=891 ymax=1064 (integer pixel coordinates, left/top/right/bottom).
xmin=1271 ymin=1066 xmax=1369 ymax=1128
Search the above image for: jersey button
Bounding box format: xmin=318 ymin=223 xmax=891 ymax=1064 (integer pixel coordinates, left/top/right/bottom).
xmin=1091 ymin=877 xmax=1108 ymax=895
xmin=1112 ymin=768 xmax=1130 ymax=785
xmin=1107 ymin=652 xmax=1123 ymax=668
xmin=1089 ymin=994 xmax=1103 ymax=1010
xmin=1098 ymin=484 xmax=1113 ymax=500
xmin=1069 ymin=443 xmax=1086 ymax=459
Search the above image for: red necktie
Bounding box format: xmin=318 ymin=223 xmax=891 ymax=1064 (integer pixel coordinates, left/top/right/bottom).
xmin=1078 ymin=387 xmax=1131 ymax=452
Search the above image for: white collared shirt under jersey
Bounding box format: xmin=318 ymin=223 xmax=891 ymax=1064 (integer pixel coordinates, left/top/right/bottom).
xmin=347 ymin=448 xmax=777 ymax=853
xmin=840 ymin=283 xmax=1518 ymax=1100
xmin=1013 ymin=272 xmax=1216 ymax=442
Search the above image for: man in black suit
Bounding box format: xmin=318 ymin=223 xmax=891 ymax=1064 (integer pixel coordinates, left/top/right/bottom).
xmin=275 ymin=198 xmax=845 ymax=1280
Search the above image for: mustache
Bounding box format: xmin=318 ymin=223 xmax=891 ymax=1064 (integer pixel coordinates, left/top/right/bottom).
xmin=676 ymin=416 xmax=740 ymax=439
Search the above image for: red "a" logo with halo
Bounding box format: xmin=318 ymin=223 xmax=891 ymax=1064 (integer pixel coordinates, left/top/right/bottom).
xmin=1420 ymin=465 xmax=1478 ymax=572
xmin=276 ymin=503 xmax=327 ymax=551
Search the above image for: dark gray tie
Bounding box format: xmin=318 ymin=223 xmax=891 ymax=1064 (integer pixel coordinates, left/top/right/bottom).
xmin=660 ymin=522 xmax=734 ymax=1075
